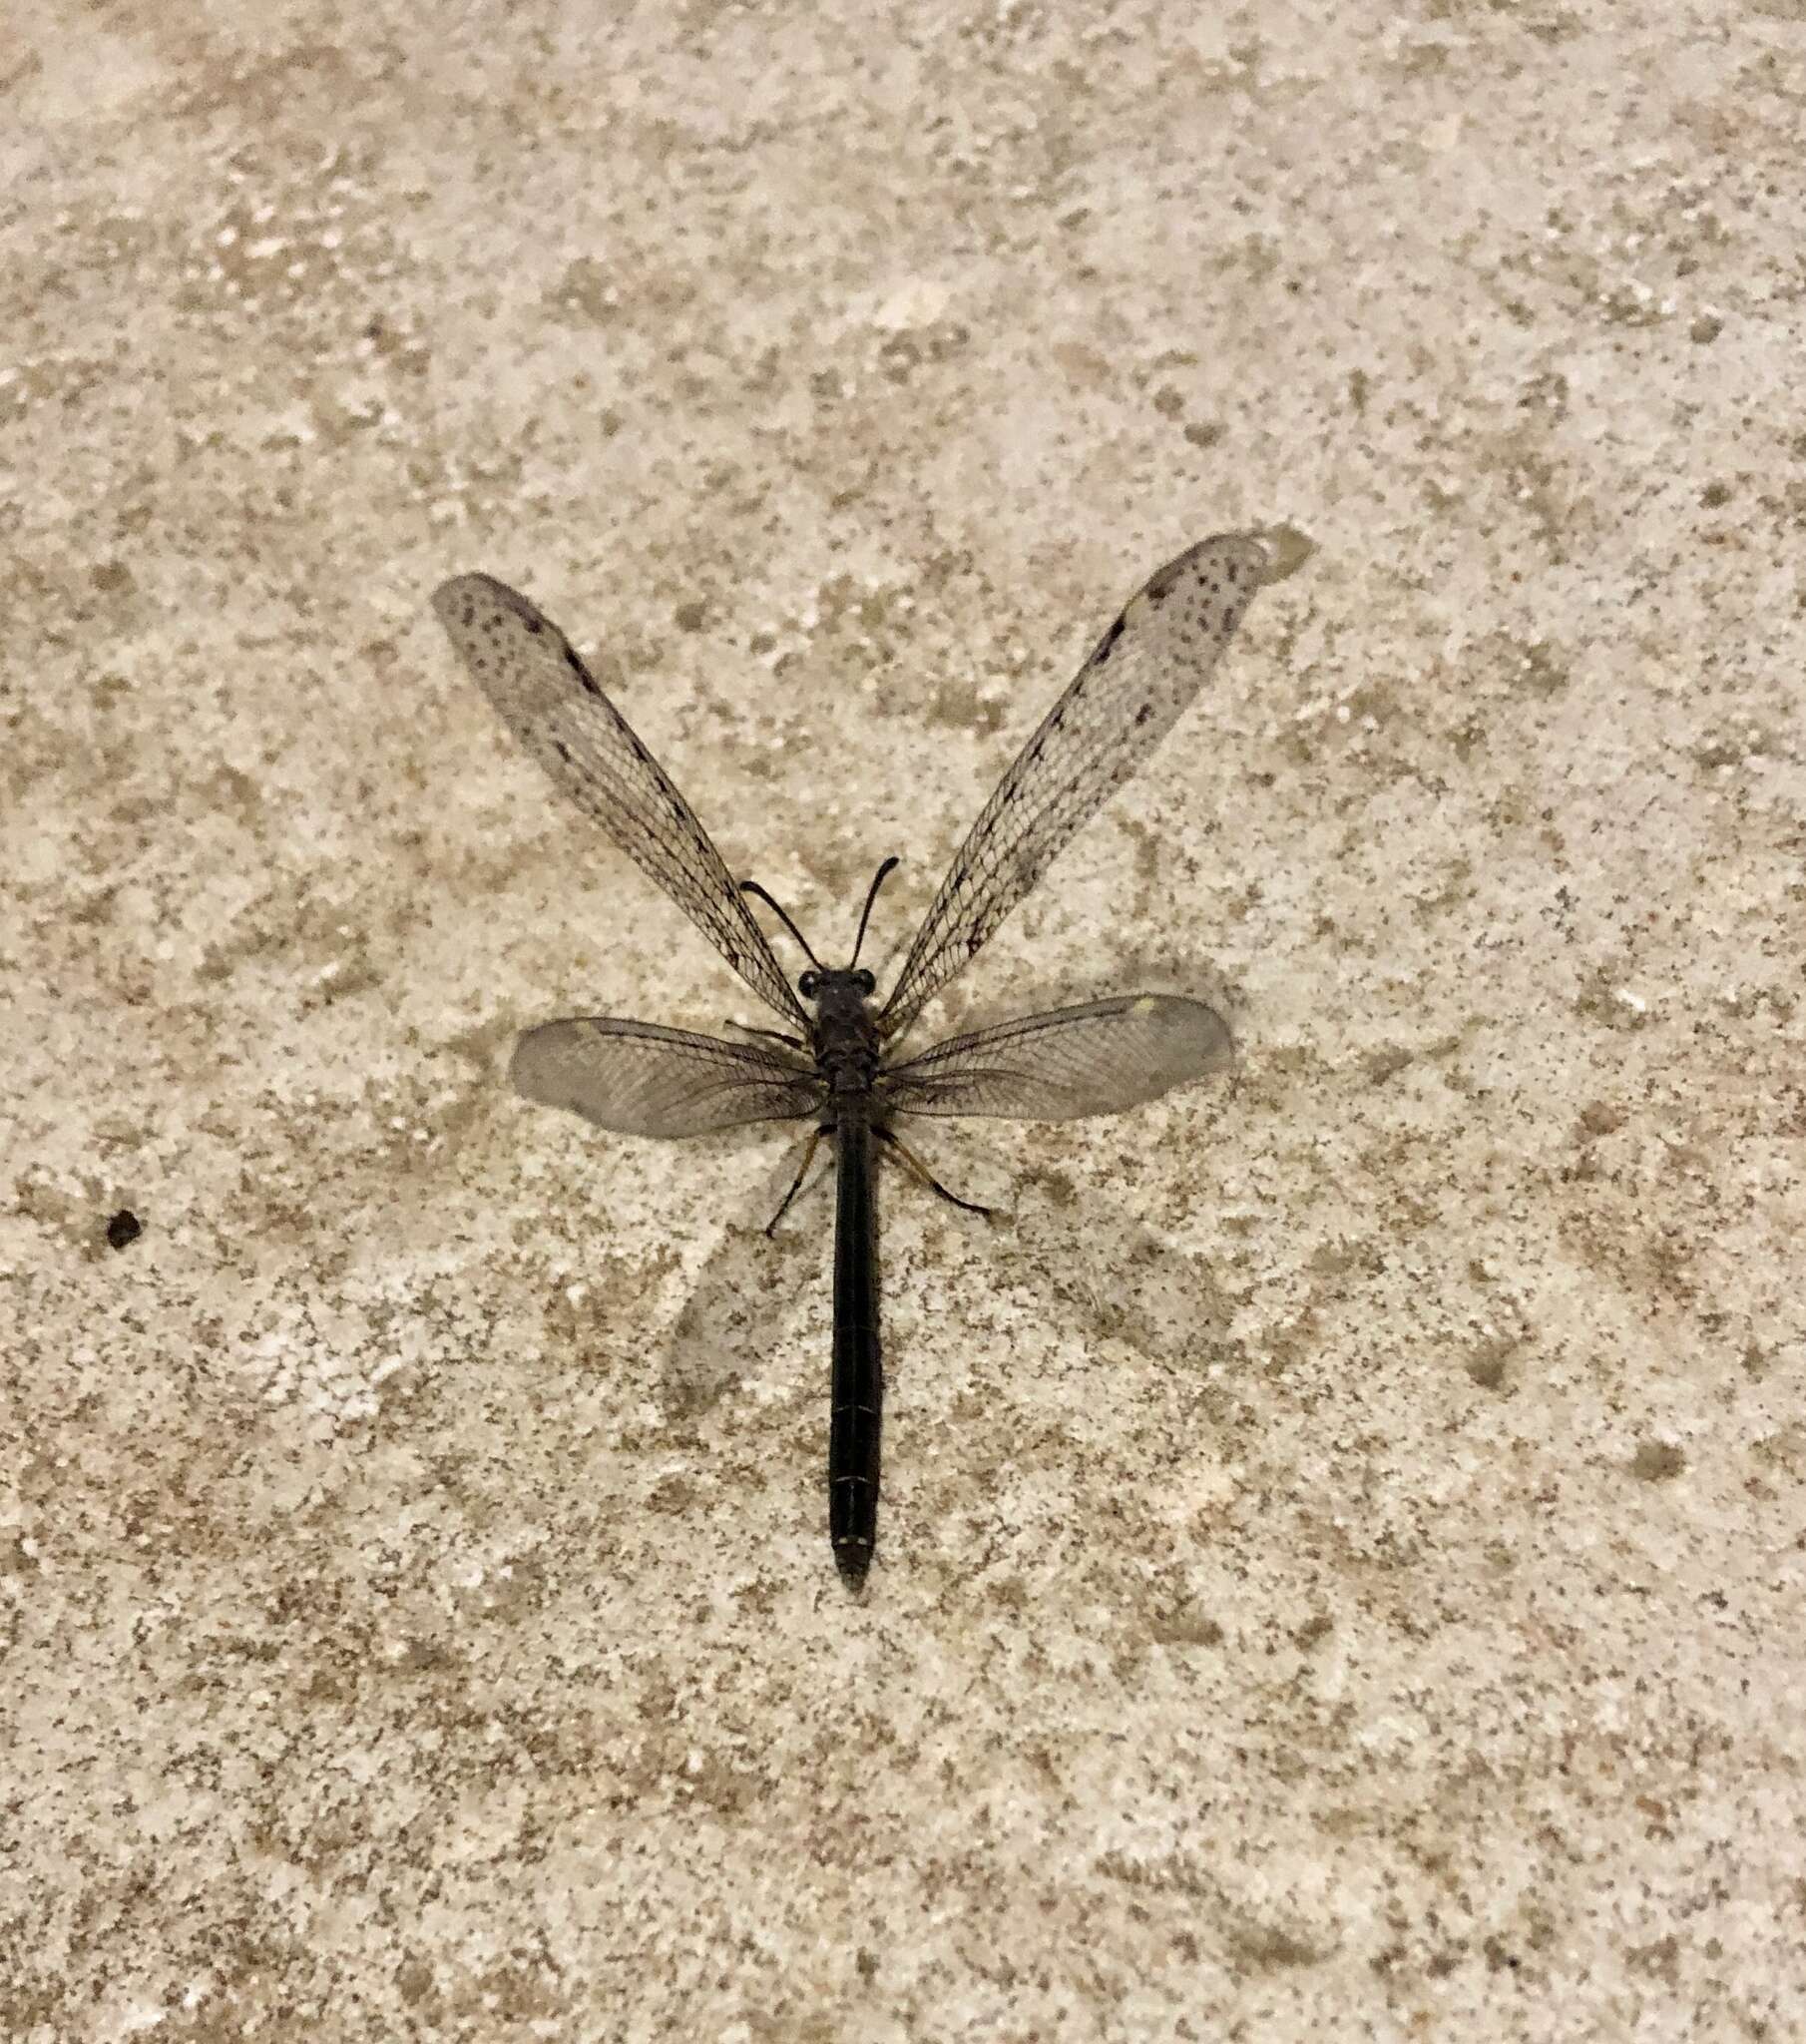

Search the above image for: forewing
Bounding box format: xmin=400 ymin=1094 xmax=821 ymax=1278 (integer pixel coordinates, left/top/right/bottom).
xmin=880 ymin=530 xmax=1293 ymax=1043
xmin=434 ymin=574 xmax=807 ymax=1027
xmin=880 ymin=994 xmax=1232 ymax=1121
xmin=512 ymin=1019 xmax=824 ymax=1138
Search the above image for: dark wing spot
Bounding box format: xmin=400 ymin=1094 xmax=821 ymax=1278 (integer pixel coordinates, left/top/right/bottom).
xmin=557 ymin=644 xmax=603 ymax=698
xmin=524 ymin=617 xmax=543 ymax=635
xmin=553 ymin=738 xmax=574 ymax=765
xmin=106 ymin=1209 xmax=142 ymax=1250
xmin=1135 ymin=704 xmax=1152 ymax=726
xmin=1096 ymin=615 xmax=1127 ymax=663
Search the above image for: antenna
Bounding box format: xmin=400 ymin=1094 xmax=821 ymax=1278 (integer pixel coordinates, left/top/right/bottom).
xmin=738 ymin=878 xmax=823 ymax=971
xmin=849 ymin=856 xmax=899 ymax=969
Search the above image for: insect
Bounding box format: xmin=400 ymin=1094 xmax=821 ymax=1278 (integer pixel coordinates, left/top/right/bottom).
xmin=433 ymin=526 xmax=1305 ymax=1584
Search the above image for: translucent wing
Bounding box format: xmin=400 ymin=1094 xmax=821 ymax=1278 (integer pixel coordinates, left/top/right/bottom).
xmin=880 ymin=530 xmax=1296 ymax=1044
xmin=879 ymin=994 xmax=1233 ymax=1121
xmin=511 ymin=1019 xmax=825 ymax=1138
xmin=434 ymin=574 xmax=808 ymax=1028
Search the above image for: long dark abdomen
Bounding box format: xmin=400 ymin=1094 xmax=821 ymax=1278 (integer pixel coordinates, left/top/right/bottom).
xmin=829 ymin=1111 xmax=880 ymax=1583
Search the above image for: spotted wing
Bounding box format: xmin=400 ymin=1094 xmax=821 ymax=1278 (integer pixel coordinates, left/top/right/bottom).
xmin=434 ymin=573 xmax=807 ymax=1028
xmin=880 ymin=530 xmax=1306 ymax=1044
xmin=880 ymin=994 xmax=1232 ymax=1121
xmin=509 ymin=1019 xmax=824 ymax=1138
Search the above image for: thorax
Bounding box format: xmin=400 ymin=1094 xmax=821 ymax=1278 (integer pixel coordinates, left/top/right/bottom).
xmin=808 ymin=972 xmax=883 ymax=1096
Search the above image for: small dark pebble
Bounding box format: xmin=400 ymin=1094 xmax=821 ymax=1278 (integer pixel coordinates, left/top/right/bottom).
xmin=106 ymin=1210 xmax=143 ymax=1251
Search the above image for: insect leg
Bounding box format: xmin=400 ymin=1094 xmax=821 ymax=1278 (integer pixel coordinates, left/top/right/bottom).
xmin=724 ymin=1018 xmax=808 ymax=1050
xmin=874 ymin=1126 xmax=996 ymax=1221
xmin=764 ymin=1126 xmax=829 ymax=1238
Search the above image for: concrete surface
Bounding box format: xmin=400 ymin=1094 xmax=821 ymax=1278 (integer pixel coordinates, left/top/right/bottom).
xmin=4 ymin=4 xmax=1802 ymax=2039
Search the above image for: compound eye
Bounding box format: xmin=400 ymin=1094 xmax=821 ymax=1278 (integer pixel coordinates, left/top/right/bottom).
xmin=798 ymin=970 xmax=819 ymax=1000
xmin=855 ymin=968 xmax=876 ymax=995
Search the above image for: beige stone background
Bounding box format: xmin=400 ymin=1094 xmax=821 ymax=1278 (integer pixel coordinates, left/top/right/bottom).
xmin=4 ymin=2 xmax=1803 ymax=2038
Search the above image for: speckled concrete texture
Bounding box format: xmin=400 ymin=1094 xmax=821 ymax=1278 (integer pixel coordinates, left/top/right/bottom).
xmin=5 ymin=4 xmax=1803 ymax=2039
